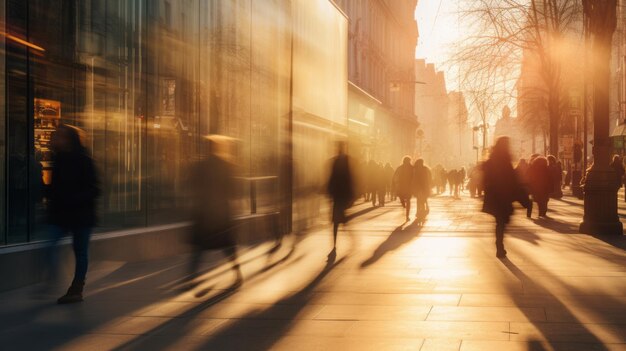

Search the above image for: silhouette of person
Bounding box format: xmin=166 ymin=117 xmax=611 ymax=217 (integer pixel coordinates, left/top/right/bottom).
xmin=188 ymin=136 xmax=242 ymax=286
xmin=610 ymin=154 xmax=625 ymax=189
xmin=412 ymin=158 xmax=432 ymax=222
xmin=46 ymin=125 xmax=100 ymax=304
xmin=384 ymin=162 xmax=394 ymax=200
xmin=327 ymin=142 xmax=355 ymax=253
xmin=482 ymin=137 xmax=529 ymax=258
xmin=394 ymin=156 xmax=413 ymax=221
xmin=459 ymin=167 xmax=466 ymax=192
xmin=547 ymin=155 xmax=563 ymax=199
xmin=528 ymin=156 xmax=552 ymax=218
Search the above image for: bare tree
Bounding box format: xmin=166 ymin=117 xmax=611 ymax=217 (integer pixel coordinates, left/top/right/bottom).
xmin=452 ymin=0 xmax=582 ymax=156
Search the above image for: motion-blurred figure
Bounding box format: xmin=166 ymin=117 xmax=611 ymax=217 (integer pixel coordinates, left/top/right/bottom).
xmin=459 ymin=167 xmax=466 ymax=192
xmin=188 ymin=136 xmax=242 ymax=285
xmin=412 ymin=159 xmax=432 ymax=223
xmin=610 ymin=155 xmax=625 ymax=190
xmin=384 ymin=163 xmax=395 ymax=201
xmin=374 ymin=162 xmax=386 ymax=207
xmin=482 ymin=137 xmax=529 ymax=258
xmin=468 ymin=163 xmax=484 ymax=198
xmin=394 ymin=156 xmax=413 ymax=221
xmin=528 ymin=156 xmax=552 ymax=218
xmin=327 ymin=142 xmax=355 ymax=253
xmin=47 ymin=125 xmax=100 ymax=304
xmin=547 ymin=155 xmax=563 ymax=199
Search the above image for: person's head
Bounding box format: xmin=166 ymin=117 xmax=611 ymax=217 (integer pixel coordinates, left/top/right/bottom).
xmin=547 ymin=155 xmax=557 ymax=165
xmin=402 ymin=156 xmax=411 ymax=166
xmin=490 ymin=136 xmax=511 ymax=162
xmin=385 ymin=162 xmax=391 ymax=168
xmin=518 ymin=158 xmax=528 ymax=167
xmin=414 ymin=158 xmax=424 ymax=167
xmin=50 ymin=124 xmax=84 ymax=154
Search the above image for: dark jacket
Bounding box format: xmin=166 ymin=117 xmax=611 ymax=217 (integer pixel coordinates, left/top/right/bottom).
xmin=48 ymin=151 xmax=100 ymax=228
xmin=412 ymin=165 xmax=432 ymax=197
xmin=528 ymin=157 xmax=552 ymax=201
xmin=189 ymin=155 xmax=236 ymax=249
xmin=482 ymin=156 xmax=528 ymax=219
xmin=394 ymin=163 xmax=413 ymax=198
xmin=327 ymin=154 xmax=355 ymax=205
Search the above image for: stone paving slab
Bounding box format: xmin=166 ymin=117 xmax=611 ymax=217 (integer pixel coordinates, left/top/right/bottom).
xmin=1 ymin=194 xmax=626 ymax=350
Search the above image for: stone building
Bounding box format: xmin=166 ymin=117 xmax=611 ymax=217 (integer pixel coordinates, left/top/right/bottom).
xmin=335 ymin=0 xmax=419 ymax=164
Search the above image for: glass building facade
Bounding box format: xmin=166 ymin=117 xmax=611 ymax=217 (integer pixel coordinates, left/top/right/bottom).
xmin=0 ymin=0 xmax=348 ymax=245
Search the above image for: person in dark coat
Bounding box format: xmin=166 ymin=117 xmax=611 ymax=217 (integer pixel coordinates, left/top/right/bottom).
xmin=327 ymin=142 xmax=355 ymax=252
xmin=610 ymin=154 xmax=625 ymax=190
xmin=384 ymin=163 xmax=395 ymax=201
xmin=372 ymin=162 xmax=386 ymax=207
xmin=482 ymin=137 xmax=529 ymax=258
xmin=547 ymin=155 xmax=563 ymax=199
xmin=528 ymin=156 xmax=552 ymax=218
xmin=188 ymin=136 xmax=242 ymax=285
xmin=47 ymin=125 xmax=100 ymax=304
xmin=412 ymin=159 xmax=432 ymax=222
xmin=394 ymin=156 xmax=413 ymax=221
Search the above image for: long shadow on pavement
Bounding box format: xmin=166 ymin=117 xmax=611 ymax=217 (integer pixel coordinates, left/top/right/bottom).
xmin=113 ymin=254 xmax=346 ymax=351
xmin=360 ymin=221 xmax=422 ymax=269
xmin=500 ymin=259 xmax=612 ymax=351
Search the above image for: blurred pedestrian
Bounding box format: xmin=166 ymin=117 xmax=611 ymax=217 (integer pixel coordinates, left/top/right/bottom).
xmin=459 ymin=167 xmax=466 ymax=192
xmin=610 ymin=154 xmax=625 ymax=190
xmin=394 ymin=156 xmax=413 ymax=221
xmin=528 ymin=156 xmax=552 ymax=218
xmin=468 ymin=163 xmax=484 ymax=198
xmin=482 ymin=137 xmax=529 ymax=258
xmin=188 ymin=136 xmax=242 ymax=286
xmin=327 ymin=142 xmax=355 ymax=253
xmin=384 ymin=163 xmax=394 ymax=201
xmin=371 ymin=162 xmax=383 ymax=207
xmin=412 ymin=159 xmax=432 ymax=223
xmin=547 ymin=155 xmax=563 ymax=199
xmin=46 ymin=125 xmax=100 ymax=304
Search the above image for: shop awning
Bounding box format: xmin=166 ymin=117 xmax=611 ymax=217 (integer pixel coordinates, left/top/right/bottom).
xmin=610 ymin=124 xmax=626 ymax=137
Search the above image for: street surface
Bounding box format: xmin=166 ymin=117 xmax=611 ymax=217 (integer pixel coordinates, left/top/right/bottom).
xmin=1 ymin=194 xmax=626 ymax=350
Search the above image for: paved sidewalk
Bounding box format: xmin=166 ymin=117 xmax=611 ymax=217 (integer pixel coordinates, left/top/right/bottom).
xmin=1 ymin=194 xmax=626 ymax=350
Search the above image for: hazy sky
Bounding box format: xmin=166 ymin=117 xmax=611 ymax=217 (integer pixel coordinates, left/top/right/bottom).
xmin=414 ymin=0 xmax=463 ymax=91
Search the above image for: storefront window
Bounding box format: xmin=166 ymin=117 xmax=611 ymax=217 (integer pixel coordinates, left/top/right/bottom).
xmin=1 ymin=0 xmax=305 ymax=245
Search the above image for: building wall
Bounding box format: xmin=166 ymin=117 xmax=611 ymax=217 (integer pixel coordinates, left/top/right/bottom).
xmin=414 ymin=60 xmax=451 ymax=167
xmin=335 ymin=0 xmax=419 ymax=163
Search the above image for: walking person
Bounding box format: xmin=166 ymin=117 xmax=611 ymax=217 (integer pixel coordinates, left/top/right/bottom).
xmin=610 ymin=154 xmax=625 ymax=191
xmin=412 ymin=158 xmax=432 ymax=223
xmin=528 ymin=156 xmax=552 ymax=218
xmin=394 ymin=156 xmax=414 ymax=221
xmin=384 ymin=162 xmax=394 ymax=201
xmin=547 ymin=155 xmax=563 ymax=199
xmin=46 ymin=125 xmax=100 ymax=304
xmin=188 ymin=136 xmax=242 ymax=286
xmin=482 ymin=137 xmax=529 ymax=259
xmin=327 ymin=142 xmax=355 ymax=254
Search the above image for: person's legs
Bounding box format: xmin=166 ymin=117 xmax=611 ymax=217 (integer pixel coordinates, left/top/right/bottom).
xmin=58 ymin=226 xmax=91 ymax=304
xmin=223 ymin=246 xmax=243 ymax=282
xmin=495 ymin=217 xmax=507 ymax=257
xmin=537 ymin=197 xmax=548 ymax=217
xmin=527 ymin=199 xmax=533 ymax=218
xmin=71 ymin=227 xmax=92 ymax=284
xmin=406 ymin=197 xmax=411 ymax=220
